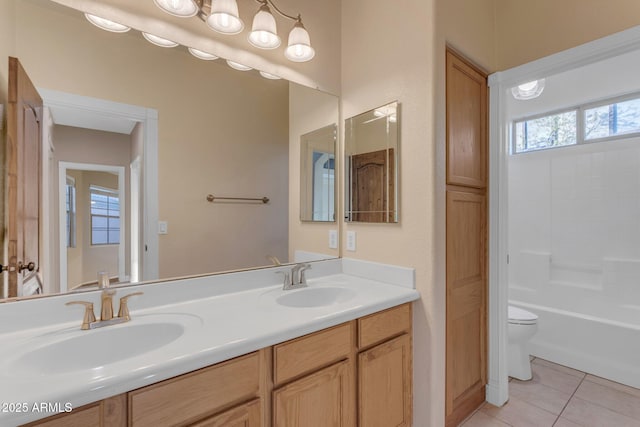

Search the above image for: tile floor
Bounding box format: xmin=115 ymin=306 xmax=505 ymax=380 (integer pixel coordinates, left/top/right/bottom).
xmin=461 ymin=357 xmax=640 ymax=427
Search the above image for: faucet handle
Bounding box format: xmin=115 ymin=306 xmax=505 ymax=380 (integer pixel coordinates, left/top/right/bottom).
xmin=276 ymin=270 xmax=291 ymax=288
xmin=117 ymin=292 xmax=143 ymax=321
xmin=298 ymin=264 xmax=312 ymax=285
xmin=66 ymin=301 xmax=97 ymax=330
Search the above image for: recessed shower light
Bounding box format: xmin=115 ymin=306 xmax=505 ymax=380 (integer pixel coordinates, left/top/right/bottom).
xmin=511 ymin=79 xmax=546 ymax=100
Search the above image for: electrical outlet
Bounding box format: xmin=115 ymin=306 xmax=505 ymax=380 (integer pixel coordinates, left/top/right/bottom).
xmin=346 ymin=230 xmax=356 ymax=251
xmin=328 ymin=230 xmax=338 ymax=249
xmin=158 ymin=221 xmax=168 ymax=235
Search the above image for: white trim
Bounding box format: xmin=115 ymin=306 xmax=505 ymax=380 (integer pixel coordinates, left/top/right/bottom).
xmin=40 ymin=89 xmax=159 ymax=282
xmin=58 ymin=162 xmax=125 ymax=292
xmin=487 ymin=24 xmax=640 ymax=407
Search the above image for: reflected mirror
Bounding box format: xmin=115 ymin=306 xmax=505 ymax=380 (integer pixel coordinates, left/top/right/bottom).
xmin=300 ymin=124 xmax=336 ymax=222
xmin=1 ymin=0 xmax=339 ymax=300
xmin=345 ymin=101 xmax=399 ymax=223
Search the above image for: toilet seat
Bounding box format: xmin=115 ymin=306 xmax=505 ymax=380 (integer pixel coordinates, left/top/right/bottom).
xmin=508 ymin=306 xmax=538 ymax=325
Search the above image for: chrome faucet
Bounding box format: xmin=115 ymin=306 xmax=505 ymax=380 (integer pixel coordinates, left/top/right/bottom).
xmin=66 ymin=291 xmax=143 ymax=330
xmin=278 ymin=263 xmax=312 ymax=290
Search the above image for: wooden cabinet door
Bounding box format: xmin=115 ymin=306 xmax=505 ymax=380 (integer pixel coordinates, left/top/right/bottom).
xmin=446 ymin=51 xmax=487 ymax=188
xmin=273 ymin=360 xmax=353 ymax=427
xmin=190 ymin=399 xmax=261 ymax=427
xmin=445 ymin=48 xmax=488 ymax=427
xmin=7 ymin=56 xmax=43 ymax=298
xmin=358 ymin=334 xmax=411 ymax=427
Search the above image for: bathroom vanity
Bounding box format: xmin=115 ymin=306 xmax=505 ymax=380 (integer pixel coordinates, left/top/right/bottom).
xmin=0 ymin=258 xmax=418 ymax=426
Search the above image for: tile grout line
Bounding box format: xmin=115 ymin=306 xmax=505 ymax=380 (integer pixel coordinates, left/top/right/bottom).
xmin=552 ymin=372 xmax=587 ymax=426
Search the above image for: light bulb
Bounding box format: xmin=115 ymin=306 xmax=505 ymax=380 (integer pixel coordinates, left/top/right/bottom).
xmin=511 ymin=79 xmax=546 ymax=100
xmin=285 ymin=20 xmax=315 ymax=62
xmin=248 ymin=4 xmax=281 ymax=49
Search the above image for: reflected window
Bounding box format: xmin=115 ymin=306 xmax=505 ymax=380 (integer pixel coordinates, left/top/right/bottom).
xmin=90 ymin=185 xmax=120 ymax=245
xmin=312 ymin=152 xmax=335 ymax=221
xmin=65 ymin=176 xmax=76 ymax=248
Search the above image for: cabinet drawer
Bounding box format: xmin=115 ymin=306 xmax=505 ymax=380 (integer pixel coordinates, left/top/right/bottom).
xmin=129 ymin=352 xmax=260 ymax=427
xmin=23 ymin=404 xmax=100 ymax=427
xmin=274 ymin=322 xmax=353 ymax=385
xmin=358 ymin=303 xmax=411 ymax=349
xmin=189 ymin=398 xmax=261 ymax=427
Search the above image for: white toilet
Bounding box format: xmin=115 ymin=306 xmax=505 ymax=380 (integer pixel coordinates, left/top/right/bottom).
xmin=508 ymin=305 xmax=538 ymax=380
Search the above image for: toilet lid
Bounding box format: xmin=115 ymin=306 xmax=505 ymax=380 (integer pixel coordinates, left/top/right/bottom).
xmin=508 ymin=306 xmax=538 ymax=324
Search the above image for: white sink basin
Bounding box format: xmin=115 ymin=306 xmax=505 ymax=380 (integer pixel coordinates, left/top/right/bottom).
xmin=10 ymin=321 xmax=185 ymax=376
xmin=276 ymin=287 xmax=357 ymax=308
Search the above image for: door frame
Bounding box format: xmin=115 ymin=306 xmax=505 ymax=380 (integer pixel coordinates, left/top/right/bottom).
xmin=39 ymin=89 xmax=159 ymax=285
xmin=487 ymin=25 xmax=640 ymax=406
xmin=58 ymin=162 xmax=125 ymax=292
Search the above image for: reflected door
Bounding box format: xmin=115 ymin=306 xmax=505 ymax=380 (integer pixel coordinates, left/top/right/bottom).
xmin=350 ymin=149 xmax=394 ymax=223
xmin=7 ymin=57 xmax=43 ymax=298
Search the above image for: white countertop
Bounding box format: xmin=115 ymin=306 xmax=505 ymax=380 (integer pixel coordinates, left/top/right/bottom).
xmin=0 ymin=259 xmax=419 ymax=426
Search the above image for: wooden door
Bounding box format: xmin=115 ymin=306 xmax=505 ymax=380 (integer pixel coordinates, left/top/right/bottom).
xmin=7 ymin=57 xmax=42 ymax=297
xmin=350 ymin=149 xmax=394 ymax=222
xmin=191 ymin=399 xmax=261 ymax=427
xmin=358 ymin=334 xmax=412 ymax=427
xmin=445 ymin=49 xmax=488 ymax=427
xmin=273 ymin=360 xmax=353 ymax=427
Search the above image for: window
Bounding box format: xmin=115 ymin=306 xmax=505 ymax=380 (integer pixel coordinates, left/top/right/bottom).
xmin=90 ymin=186 xmax=120 ymax=245
xmin=65 ymin=176 xmax=76 ymax=248
xmin=585 ymin=97 xmax=640 ymax=140
xmin=513 ymin=93 xmax=640 ymax=154
xmin=514 ymin=110 xmax=577 ymax=153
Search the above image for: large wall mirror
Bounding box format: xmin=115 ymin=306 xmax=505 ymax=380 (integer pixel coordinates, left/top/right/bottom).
xmin=300 ymin=124 xmax=336 ymax=222
xmin=345 ymin=101 xmax=399 ymax=223
xmin=1 ymin=0 xmax=339 ymax=300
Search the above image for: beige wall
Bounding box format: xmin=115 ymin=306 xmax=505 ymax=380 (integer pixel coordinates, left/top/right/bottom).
xmin=340 ymin=1 xmax=440 ymax=425
xmin=289 ymin=83 xmax=340 ymax=260
xmin=53 ymin=125 xmax=131 ymax=291
xmin=15 ymin=0 xmax=289 ymax=279
xmin=496 ymin=0 xmax=640 ymax=70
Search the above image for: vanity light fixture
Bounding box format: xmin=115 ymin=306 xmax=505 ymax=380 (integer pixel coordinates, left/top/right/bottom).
xmin=153 ymin=0 xmax=199 ymax=17
xmin=511 ymin=79 xmax=546 ymax=100
xmin=142 ymin=32 xmax=180 ymax=48
xmin=226 ymin=60 xmax=252 ymax=71
xmin=152 ymin=0 xmax=315 ymax=62
xmin=188 ymin=47 xmax=219 ymax=60
xmin=84 ymin=13 xmax=131 ymax=33
xmin=259 ymin=71 xmax=281 ymax=80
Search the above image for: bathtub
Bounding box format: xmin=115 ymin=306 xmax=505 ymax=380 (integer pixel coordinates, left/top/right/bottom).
xmin=510 ymin=299 xmax=640 ymax=389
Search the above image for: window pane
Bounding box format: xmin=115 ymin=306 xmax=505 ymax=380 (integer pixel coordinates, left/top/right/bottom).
xmin=108 ymin=230 xmax=120 ymax=244
xmin=92 ymin=230 xmax=108 ymax=245
xmin=92 ymin=216 xmax=108 ymax=228
xmin=585 ymin=98 xmax=640 ymax=140
xmin=108 ymin=217 xmax=120 ymax=229
xmin=515 ymin=111 xmax=577 ymax=153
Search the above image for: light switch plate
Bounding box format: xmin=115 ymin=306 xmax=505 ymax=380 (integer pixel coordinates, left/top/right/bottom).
xmin=346 ymin=230 xmax=356 ymax=252
xmin=158 ymin=221 xmax=168 ymax=235
xmin=328 ymin=230 xmax=338 ymax=249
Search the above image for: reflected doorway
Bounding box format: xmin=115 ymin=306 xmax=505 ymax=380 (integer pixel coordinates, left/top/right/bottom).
xmin=59 ymin=163 xmax=130 ymax=292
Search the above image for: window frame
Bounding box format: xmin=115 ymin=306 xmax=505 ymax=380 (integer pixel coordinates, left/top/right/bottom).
xmin=90 ymin=185 xmax=120 ymax=246
xmin=511 ymin=91 xmax=640 ymax=155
